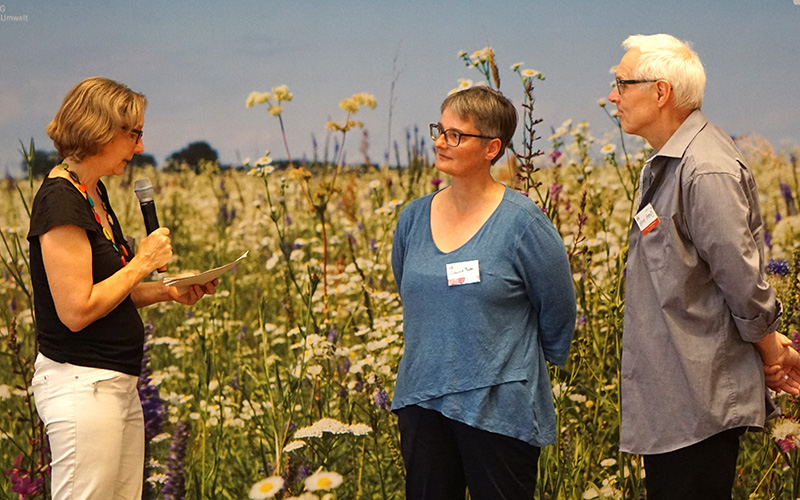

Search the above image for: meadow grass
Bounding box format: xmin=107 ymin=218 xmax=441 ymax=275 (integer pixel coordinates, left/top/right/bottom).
xmin=2 ymin=50 xmax=799 ymax=499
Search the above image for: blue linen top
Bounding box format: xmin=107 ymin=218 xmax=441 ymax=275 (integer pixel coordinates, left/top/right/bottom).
xmin=390 ymin=186 xmax=576 ymax=446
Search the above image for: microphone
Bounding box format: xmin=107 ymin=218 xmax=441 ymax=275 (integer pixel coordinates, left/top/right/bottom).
xmin=134 ymin=178 xmax=166 ymax=272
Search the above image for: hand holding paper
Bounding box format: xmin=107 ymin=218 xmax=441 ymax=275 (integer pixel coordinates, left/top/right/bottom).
xmin=163 ymin=251 xmax=248 ymax=293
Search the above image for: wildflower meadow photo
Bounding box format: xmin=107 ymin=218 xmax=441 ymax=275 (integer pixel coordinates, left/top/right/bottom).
xmin=1 ymin=2 xmax=799 ymax=499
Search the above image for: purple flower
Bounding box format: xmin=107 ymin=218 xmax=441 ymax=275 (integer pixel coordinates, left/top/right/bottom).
xmin=372 ymin=388 xmax=391 ymax=410
xmin=353 ymin=377 xmax=365 ymax=392
xmin=780 ymin=183 xmax=797 ymax=216
xmin=549 ymin=183 xmax=563 ymax=202
xmin=777 ymin=437 xmax=798 ymax=453
xmin=138 ymin=322 xmax=167 ymax=443
xmin=298 ymin=465 xmax=313 ymax=481
xmin=5 ymin=454 xmax=45 ymax=499
xmin=431 ymin=177 xmax=443 ymax=188
xmin=766 ymin=259 xmax=790 ymax=277
xmin=161 ymin=420 xmax=190 ymax=500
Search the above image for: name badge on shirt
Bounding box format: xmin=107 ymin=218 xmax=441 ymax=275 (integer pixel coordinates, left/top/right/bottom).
xmin=446 ymin=260 xmax=480 ymax=286
xmin=634 ymin=203 xmax=661 ymax=235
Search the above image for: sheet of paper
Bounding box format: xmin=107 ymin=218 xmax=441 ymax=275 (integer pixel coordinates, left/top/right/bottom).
xmin=162 ymin=251 xmax=248 ymax=291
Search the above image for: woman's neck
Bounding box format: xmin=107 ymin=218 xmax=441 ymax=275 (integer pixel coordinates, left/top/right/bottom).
xmin=59 ymin=158 xmax=101 ymax=191
xmin=445 ymin=174 xmax=505 ymax=213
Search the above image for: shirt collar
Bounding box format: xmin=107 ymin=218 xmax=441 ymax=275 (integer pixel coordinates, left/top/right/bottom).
xmin=652 ymin=109 xmax=708 ymax=160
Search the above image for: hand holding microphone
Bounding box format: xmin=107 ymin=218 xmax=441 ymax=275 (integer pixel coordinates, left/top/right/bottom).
xmin=134 ymin=178 xmax=169 ymax=273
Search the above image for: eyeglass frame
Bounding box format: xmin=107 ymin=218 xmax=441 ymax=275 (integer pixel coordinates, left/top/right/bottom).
xmin=130 ymin=128 xmax=143 ymax=145
xmin=429 ymin=123 xmax=496 ymax=147
xmin=614 ymin=78 xmax=659 ymax=95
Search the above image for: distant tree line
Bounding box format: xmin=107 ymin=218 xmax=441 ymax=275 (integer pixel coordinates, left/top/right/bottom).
xmin=21 ymin=141 xmax=220 ymax=178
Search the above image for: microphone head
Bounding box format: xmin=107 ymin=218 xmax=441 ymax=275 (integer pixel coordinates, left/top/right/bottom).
xmin=134 ymin=178 xmax=155 ymax=203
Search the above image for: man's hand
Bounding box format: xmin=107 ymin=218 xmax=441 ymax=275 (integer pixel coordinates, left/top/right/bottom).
xmin=759 ymin=332 xmax=800 ymax=395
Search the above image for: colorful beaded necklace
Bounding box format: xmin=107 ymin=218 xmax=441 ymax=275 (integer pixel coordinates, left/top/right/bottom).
xmin=59 ymin=163 xmax=129 ymax=266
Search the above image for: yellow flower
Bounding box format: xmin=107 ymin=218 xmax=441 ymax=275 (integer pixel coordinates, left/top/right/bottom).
xmin=268 ymin=105 xmax=282 ymax=116
xmin=290 ymin=167 xmax=313 ymax=182
xmin=249 ymin=476 xmax=285 ymax=499
xmin=246 ymin=91 xmax=271 ymax=108
xmin=352 ymin=92 xmax=376 ymax=109
xmin=272 ymin=84 xmax=293 ymax=102
xmin=339 ymin=97 xmax=359 ymax=113
xmin=304 ymin=471 xmax=343 ymax=492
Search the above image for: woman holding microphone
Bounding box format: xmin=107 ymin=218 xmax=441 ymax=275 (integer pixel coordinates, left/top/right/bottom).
xmin=28 ymin=76 xmax=216 ymax=499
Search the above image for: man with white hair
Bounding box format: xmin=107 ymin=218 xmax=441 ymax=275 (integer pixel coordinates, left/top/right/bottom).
xmin=608 ymin=33 xmax=800 ymax=499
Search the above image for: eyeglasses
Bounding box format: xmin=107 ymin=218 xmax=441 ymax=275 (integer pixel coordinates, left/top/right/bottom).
xmin=130 ymin=128 xmax=143 ymax=145
xmin=614 ymin=78 xmax=658 ymax=95
xmin=430 ymin=123 xmax=495 ymax=147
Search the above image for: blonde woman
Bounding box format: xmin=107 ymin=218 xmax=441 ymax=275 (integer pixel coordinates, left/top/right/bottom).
xmin=28 ymin=77 xmax=216 ymax=499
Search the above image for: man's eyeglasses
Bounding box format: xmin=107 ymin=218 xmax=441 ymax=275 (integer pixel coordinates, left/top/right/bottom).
xmin=614 ymin=78 xmax=658 ymax=95
xmin=130 ymin=128 xmax=143 ymax=145
xmin=430 ymin=123 xmax=495 ymax=147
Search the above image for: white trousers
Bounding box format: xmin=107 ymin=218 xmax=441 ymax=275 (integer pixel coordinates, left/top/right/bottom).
xmin=32 ymin=354 xmax=144 ymax=500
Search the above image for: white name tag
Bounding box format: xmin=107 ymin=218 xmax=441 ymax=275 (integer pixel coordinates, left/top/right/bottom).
xmin=634 ymin=203 xmax=661 ymax=235
xmin=446 ymin=260 xmax=481 ymax=286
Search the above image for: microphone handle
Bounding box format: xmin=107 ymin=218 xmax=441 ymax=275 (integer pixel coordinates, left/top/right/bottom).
xmin=140 ymin=201 xmax=167 ymax=272
xmin=141 ymin=201 xmax=160 ymax=235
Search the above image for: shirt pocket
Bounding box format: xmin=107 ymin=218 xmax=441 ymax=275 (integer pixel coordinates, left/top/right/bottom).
xmin=637 ymin=217 xmax=671 ymax=272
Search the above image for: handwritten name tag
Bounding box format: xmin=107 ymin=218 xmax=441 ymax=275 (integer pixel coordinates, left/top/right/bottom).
xmin=634 ymin=203 xmax=661 ymax=235
xmin=446 ymin=260 xmax=480 ymax=286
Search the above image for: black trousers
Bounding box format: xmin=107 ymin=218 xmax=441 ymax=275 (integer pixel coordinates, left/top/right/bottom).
xmin=643 ymin=427 xmax=746 ymax=500
xmin=397 ymin=405 xmax=541 ymax=500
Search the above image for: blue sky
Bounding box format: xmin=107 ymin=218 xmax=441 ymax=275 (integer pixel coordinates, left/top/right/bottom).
xmin=1 ymin=0 xmax=798 ymax=176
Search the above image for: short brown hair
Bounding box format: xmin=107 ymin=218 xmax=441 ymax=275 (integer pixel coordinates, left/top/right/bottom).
xmin=47 ymin=76 xmax=147 ymax=161
xmin=440 ymin=86 xmax=517 ymax=164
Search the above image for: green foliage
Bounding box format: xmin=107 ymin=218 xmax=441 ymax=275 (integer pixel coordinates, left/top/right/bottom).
xmin=18 ymin=140 xmax=59 ymax=179
xmin=130 ymin=153 xmax=158 ymax=168
xmin=166 ymin=141 xmax=219 ymax=173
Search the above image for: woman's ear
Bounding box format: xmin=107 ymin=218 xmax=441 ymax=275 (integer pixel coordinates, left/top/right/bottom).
xmin=484 ymin=138 xmax=503 ymax=163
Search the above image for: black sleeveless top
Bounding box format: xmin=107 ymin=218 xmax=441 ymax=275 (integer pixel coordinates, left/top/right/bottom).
xmin=27 ymin=176 xmax=143 ymax=376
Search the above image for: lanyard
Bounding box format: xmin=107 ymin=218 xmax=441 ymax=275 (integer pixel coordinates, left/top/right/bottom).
xmin=637 ymin=158 xmax=668 ymax=212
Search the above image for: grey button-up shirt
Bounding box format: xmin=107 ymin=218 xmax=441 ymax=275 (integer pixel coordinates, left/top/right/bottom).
xmin=621 ymin=109 xmax=781 ymax=455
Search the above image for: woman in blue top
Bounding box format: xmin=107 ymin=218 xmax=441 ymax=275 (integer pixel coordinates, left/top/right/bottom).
xmin=391 ymin=86 xmax=576 ymax=499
